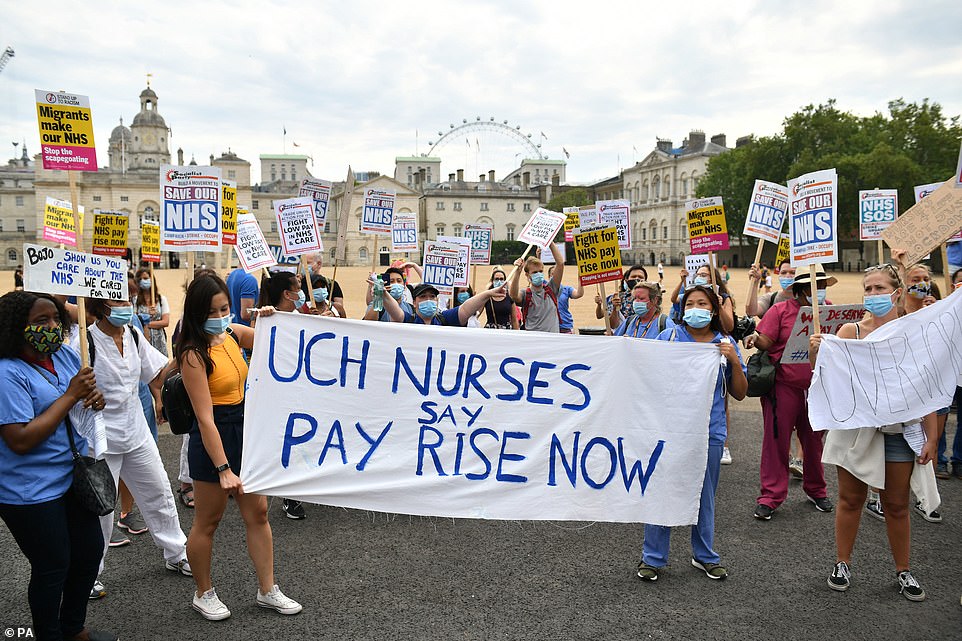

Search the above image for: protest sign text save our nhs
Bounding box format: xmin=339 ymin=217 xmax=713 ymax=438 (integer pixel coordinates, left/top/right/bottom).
xmin=391 ymin=211 xmax=419 ymax=253
xmin=809 ymin=290 xmax=962 ymax=430
xmin=742 ymin=180 xmax=788 ymax=244
xmin=240 ymin=313 xmax=720 ymax=525
xmin=518 ymin=208 xmax=566 ymax=248
xmin=361 ymin=188 xmax=395 ymax=235
xmin=299 ymin=177 xmax=332 ymax=228
xmin=221 ymin=180 xmax=237 ymax=245
xmin=788 ymin=168 xmax=837 ymax=267
xmin=160 ymin=165 xmax=222 ymax=251
xmin=421 ymin=240 xmax=462 ymax=295
xmin=24 ymin=243 xmax=126 ymax=300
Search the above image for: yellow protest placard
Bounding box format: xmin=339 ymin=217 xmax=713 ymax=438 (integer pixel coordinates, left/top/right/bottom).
xmin=141 ymin=219 xmax=161 ymax=263
xmin=43 ymin=197 xmax=85 ymax=247
xmin=685 ymin=197 xmax=729 ymax=254
xmin=573 ymin=226 xmax=622 ymax=287
xmin=563 ymin=207 xmax=580 ymax=242
xmin=774 ymin=232 xmax=790 ymax=267
xmin=34 ymin=90 xmax=97 ymax=171
xmin=222 ymin=180 xmax=237 ymax=245
xmin=91 ymin=211 xmax=129 ymax=257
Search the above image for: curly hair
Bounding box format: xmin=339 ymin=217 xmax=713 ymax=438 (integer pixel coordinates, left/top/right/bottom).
xmin=0 ymin=292 xmax=73 ymax=359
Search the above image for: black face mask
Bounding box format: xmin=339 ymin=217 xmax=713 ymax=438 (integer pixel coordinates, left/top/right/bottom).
xmin=625 ymin=279 xmax=640 ymax=291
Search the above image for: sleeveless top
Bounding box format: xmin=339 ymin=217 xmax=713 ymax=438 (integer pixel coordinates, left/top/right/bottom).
xmin=208 ymin=334 xmax=248 ymax=406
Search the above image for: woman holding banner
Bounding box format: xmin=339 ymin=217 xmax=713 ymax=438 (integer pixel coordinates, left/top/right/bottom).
xmin=636 ymin=285 xmax=746 ymax=582
xmin=134 ymin=267 xmax=170 ymax=357
xmin=0 ymin=292 xmax=118 ymax=641
xmin=811 ymin=264 xmax=937 ymax=602
xmin=483 ymin=268 xmax=519 ymax=330
xmin=613 ymin=281 xmax=672 ymax=339
xmin=177 ymin=275 xmax=302 ymax=620
xmin=751 ymin=268 xmax=836 ymax=521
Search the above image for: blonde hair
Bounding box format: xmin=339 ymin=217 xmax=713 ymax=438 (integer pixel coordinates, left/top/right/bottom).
xmin=524 ymin=256 xmax=543 ymax=273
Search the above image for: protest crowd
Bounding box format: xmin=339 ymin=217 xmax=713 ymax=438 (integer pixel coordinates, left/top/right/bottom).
xmin=3 ymin=145 xmax=962 ymax=640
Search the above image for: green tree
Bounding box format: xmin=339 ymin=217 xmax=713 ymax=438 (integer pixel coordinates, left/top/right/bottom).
xmin=545 ymin=188 xmax=591 ymax=212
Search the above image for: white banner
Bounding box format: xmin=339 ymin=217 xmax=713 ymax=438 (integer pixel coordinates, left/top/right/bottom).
xmin=234 ymin=213 xmax=276 ymax=273
xmin=241 ymin=313 xmax=720 ymax=525
xmin=518 ymin=207 xmax=566 ymax=248
xmin=809 ymin=290 xmax=962 ymax=430
xmin=23 ymin=243 xmax=127 ymax=300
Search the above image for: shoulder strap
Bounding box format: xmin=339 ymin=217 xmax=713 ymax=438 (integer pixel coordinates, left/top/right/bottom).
xmin=854 ymin=323 xmax=860 ymax=339
xmin=522 ymin=288 xmax=532 ymax=321
xmin=86 ymin=330 xmax=96 ymax=366
xmin=669 ymin=328 xmax=677 ymax=341
xmin=769 ymin=292 xmax=777 ymax=307
xmin=658 ymin=314 xmax=667 ymax=333
xmin=130 ymin=325 xmax=141 ymax=348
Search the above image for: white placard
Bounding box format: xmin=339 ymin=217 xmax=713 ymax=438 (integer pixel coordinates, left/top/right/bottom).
xmin=517 ymin=208 xmax=566 ymax=248
xmin=596 ymin=199 xmax=631 ymax=250
xmin=464 ymin=224 xmax=493 ymax=264
xmin=858 ymin=189 xmax=898 ymax=241
xmin=361 ymin=187 xmax=395 ymax=235
xmin=391 ymin=211 xmax=419 ymax=253
xmin=436 ymin=236 xmax=471 ymax=288
xmin=422 ymin=240 xmax=463 ymax=295
xmin=274 ymin=196 xmax=321 ymax=256
xmin=742 ymin=180 xmax=789 ymax=244
xmin=299 ymin=177 xmax=333 ymax=228
xmin=234 ymin=213 xmax=276 ymax=273
xmin=23 ymin=243 xmax=127 ymax=300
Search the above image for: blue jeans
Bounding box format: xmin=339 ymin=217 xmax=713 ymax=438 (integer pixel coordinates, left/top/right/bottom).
xmin=937 ymin=387 xmax=962 ymax=466
xmin=642 ymin=443 xmax=722 ymax=567
xmin=139 ymin=382 xmax=157 ymax=442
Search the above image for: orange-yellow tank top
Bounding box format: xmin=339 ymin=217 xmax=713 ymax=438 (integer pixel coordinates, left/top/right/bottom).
xmin=207 ymin=335 xmax=248 ymax=405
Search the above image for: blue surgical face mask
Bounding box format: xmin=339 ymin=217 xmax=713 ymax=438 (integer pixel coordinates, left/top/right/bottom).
xmin=864 ymin=293 xmax=895 ymax=317
xmin=203 ymin=315 xmax=232 ymax=335
xmin=389 ymin=283 xmax=404 ymax=300
xmin=530 ymin=272 xmax=545 ymax=287
xmin=288 ymin=289 xmax=306 ymax=308
xmin=107 ymin=305 xmax=134 ymax=327
xmin=492 ymin=279 xmax=505 ymax=289
xmin=683 ymin=307 xmax=713 ymax=328
xmin=139 ymin=279 xmax=152 ymax=290
xmin=457 ymin=292 xmax=470 ymax=304
xmin=779 ymin=277 xmax=794 ymax=290
xmin=693 ymin=276 xmax=709 ymax=286
xmin=631 ymin=301 xmax=649 ymax=316
xmin=314 ymin=288 xmax=329 ymax=302
xmin=805 ymin=289 xmax=827 ymax=305
xmin=418 ymin=300 xmax=438 ymax=317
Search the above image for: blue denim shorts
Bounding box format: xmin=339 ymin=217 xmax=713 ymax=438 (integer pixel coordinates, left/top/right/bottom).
xmin=936 ymin=406 xmax=950 ymax=416
xmin=883 ymin=433 xmax=916 ymax=463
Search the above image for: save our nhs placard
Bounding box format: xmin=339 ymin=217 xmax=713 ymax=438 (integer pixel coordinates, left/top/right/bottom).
xmin=361 ymin=187 xmax=395 ymax=235
xmin=788 ymin=168 xmax=837 ymax=267
xmin=391 ymin=211 xmax=419 ymax=253
xmin=742 ymin=180 xmax=789 ymax=244
xmin=299 ymin=177 xmax=332 ymax=228
xmin=160 ymin=165 xmax=223 ymax=252
xmin=421 ymin=240 xmax=462 ymax=295
xmin=858 ymin=189 xmax=898 ymax=241
xmin=241 ymin=312 xmax=719 ymax=525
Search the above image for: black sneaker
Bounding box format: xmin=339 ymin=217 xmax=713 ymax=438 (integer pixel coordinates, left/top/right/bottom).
xmin=691 ymin=558 xmax=728 ymax=580
xmin=753 ymin=503 xmax=774 ymax=520
xmin=914 ymin=500 xmax=942 ymax=523
xmin=865 ymin=498 xmax=885 ymax=521
xmin=636 ymin=562 xmax=660 ymax=582
xmin=808 ymin=495 xmax=834 ymax=512
xmin=828 ymin=561 xmax=851 ymax=592
xmin=897 ymin=570 xmax=925 ymax=601
xmin=282 ymin=499 xmax=306 ymax=520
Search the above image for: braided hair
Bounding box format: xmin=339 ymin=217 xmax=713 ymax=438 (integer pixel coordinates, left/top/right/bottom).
xmin=0 ymin=292 xmax=73 ymax=359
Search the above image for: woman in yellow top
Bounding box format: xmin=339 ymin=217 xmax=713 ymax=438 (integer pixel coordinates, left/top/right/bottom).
xmin=176 ymin=274 xmax=302 ymax=621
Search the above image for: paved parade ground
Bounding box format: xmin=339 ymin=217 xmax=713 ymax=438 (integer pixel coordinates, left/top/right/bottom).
xmin=1 ymin=407 xmax=959 ymax=640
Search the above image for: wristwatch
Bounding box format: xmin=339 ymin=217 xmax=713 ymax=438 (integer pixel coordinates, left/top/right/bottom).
xmin=214 ymin=463 xmax=230 ymax=473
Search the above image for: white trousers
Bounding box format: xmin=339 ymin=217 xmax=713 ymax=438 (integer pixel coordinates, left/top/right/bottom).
xmin=99 ymin=437 xmax=187 ymax=574
xmin=178 ymin=434 xmax=191 ymax=484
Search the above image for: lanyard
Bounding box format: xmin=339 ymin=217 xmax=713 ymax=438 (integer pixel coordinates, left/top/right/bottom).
xmin=630 ymin=315 xmax=656 ymax=338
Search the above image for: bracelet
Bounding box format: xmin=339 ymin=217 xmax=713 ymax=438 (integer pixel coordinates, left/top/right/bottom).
xmin=214 ymin=463 xmax=230 ymax=473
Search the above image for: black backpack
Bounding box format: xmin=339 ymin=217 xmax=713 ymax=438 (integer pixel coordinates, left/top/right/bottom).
xmin=746 ymin=350 xmax=776 ymax=397
xmin=162 ymin=331 xmax=240 ymax=435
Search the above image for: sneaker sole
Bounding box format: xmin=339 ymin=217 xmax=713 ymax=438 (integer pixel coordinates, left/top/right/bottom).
xmin=108 ymin=539 xmax=131 ymax=548
xmin=900 ymin=589 xmax=926 ymax=602
xmin=256 ymin=600 xmax=303 ymax=615
xmin=284 ymin=512 xmax=306 ymax=520
xmin=166 ymin=563 xmax=193 ymax=577
xmin=913 ymin=506 xmax=942 ymax=523
xmin=827 ymin=578 xmax=850 ymax=592
xmin=635 ymin=571 xmax=658 ymax=582
xmin=117 ymin=523 xmax=149 ymax=535
xmin=865 ymin=507 xmax=886 ymax=522
xmin=691 ymin=559 xmax=727 ymax=580
xmin=192 ymin=602 xmax=231 ymax=621
xmin=753 ymin=509 xmax=772 ymax=521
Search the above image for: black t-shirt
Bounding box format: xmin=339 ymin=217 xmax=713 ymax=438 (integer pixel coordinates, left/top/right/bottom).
xmin=484 ymin=295 xmax=515 ymax=328
xmin=302 ymin=276 xmax=344 ymax=300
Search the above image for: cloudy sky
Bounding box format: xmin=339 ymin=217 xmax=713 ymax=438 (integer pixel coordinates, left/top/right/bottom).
xmin=2 ymin=1 xmax=961 ymax=185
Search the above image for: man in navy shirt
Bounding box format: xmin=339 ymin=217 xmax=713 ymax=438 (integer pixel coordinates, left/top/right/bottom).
xmin=380 ymin=282 xmax=504 ymax=326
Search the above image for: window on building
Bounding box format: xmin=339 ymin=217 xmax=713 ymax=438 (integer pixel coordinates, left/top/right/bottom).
xmin=681 ymin=175 xmax=689 ymax=196
xmin=271 ymin=173 xmax=276 ymax=181
xmin=228 ymin=170 xmax=236 ymax=180
xmin=436 ymin=224 xmax=445 ymax=237
xmin=436 ymin=201 xmax=445 ymax=210
xmin=15 ymin=196 xmax=24 ymax=207
xmin=642 ymin=181 xmax=649 ymax=201
xmin=16 ymin=219 xmax=25 ymax=233
xmin=120 ymin=196 xmax=129 ymax=202
xmin=506 ymin=224 xmax=516 ymax=241
xmin=480 ymin=202 xmax=489 ymax=211
xmin=453 ymin=202 xmax=462 ymax=211
xmin=523 ymin=203 xmax=531 ymax=212
xmin=281 ymin=172 xmax=286 ymax=181
xmin=663 ymin=176 xmax=670 ymax=199
xmin=358 ymin=247 xmax=368 ymax=261
xmin=93 ymin=195 xmax=102 ymax=202
xmin=506 ymin=202 xmax=515 ymax=212
xmin=663 ymin=225 xmax=669 ymax=240
xmin=252 ymin=200 xmax=259 ymax=210
xmin=7 ymin=249 xmax=16 ymax=263
xmin=641 ymin=227 xmax=646 ymax=241
xmin=270 ymin=221 xmax=277 ymax=233
xmin=453 ymin=224 xmax=463 ymax=236
xmin=324 ymin=221 xmax=331 ymax=234
xmin=653 ymin=176 xmax=660 ymax=200
xmin=0 ymin=220 xmax=3 ymax=232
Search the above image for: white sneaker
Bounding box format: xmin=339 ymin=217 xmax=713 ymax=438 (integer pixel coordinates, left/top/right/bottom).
xmin=256 ymin=584 xmax=303 ymax=615
xmin=788 ymin=458 xmax=804 ymax=479
xmin=720 ymin=447 xmax=733 ymax=465
xmin=166 ymin=558 xmax=193 ymax=577
xmin=192 ymin=588 xmax=231 ymax=621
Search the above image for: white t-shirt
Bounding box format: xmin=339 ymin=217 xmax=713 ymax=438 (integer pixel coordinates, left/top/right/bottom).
xmin=87 ymin=324 xmax=168 ymax=455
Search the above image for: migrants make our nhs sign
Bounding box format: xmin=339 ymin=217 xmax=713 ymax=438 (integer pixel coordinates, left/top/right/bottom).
xmin=160 ymin=165 xmax=223 ymax=252
xmin=788 ymin=169 xmax=838 ymax=267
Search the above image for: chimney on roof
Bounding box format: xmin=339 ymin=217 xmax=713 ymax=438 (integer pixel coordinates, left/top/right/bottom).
xmin=209 ymin=153 xmax=215 ymax=165
xmin=488 ymin=169 xmax=495 ymax=183
xmin=456 ymin=168 xmax=464 ymax=181
xmin=687 ymin=131 xmax=705 ymax=149
xmin=552 ymin=174 xmax=560 ymax=186
xmin=736 ymin=135 xmax=752 ymax=148
xmin=710 ymin=134 xmax=727 ymax=148
xmin=656 ymin=138 xmax=672 ymax=153
xmin=448 ymin=173 xmax=455 ymax=182
xmin=522 ymin=171 xmax=530 ymax=189
xmin=479 ymin=174 xmax=486 ymax=183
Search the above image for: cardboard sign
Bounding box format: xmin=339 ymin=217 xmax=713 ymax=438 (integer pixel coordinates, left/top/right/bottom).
xmin=743 ymin=180 xmax=789 ymax=243
xmin=956 ymin=139 xmax=962 ymax=189
xmin=882 ymin=178 xmax=962 ymax=265
xmin=91 ymin=211 xmax=129 ymax=257
xmin=35 ymin=90 xmax=97 ymax=171
xmin=23 ymin=243 xmax=126 ymax=300
xmin=234 ymin=213 xmax=276 ymax=273
xmin=595 ymin=200 xmax=631 ymax=250
xmin=436 ymin=236 xmax=471 ymax=288
xmin=274 ymin=196 xmax=321 ymax=256
xmin=540 ymin=242 xmax=566 ymax=264
xmin=781 ymin=304 xmax=866 ymax=364
xmin=160 ymin=165 xmax=223 ymax=251
xmin=221 ymin=180 xmax=238 ymax=245
xmin=391 ymin=210 xmax=419 ymax=253
xmin=774 ymin=232 xmax=791 ymax=269
xmin=573 ymin=226 xmax=622 ymax=287
xmin=685 ymin=254 xmax=718 ymax=287
xmin=464 ymin=224 xmax=493 ymax=264
xmin=563 ymin=207 xmax=580 ymax=242
xmin=518 ymin=207 xmax=566 ymax=248
xmin=915 ymin=181 xmax=961 ymax=242
xmin=685 ymin=197 xmax=729 ymax=254
xmin=788 ymin=168 xmax=838 ymax=267
xmin=858 ymin=189 xmax=898 ymax=240
xmin=299 ymin=177 xmax=332 ymax=228
xmin=361 ymin=187 xmax=395 ymax=235
xmin=42 ymin=197 xmax=85 ymax=247
xmin=140 ymin=219 xmax=161 ymax=264
xmin=422 ymin=240 xmax=462 ymax=295
xmin=576 ymin=205 xmax=598 ymax=231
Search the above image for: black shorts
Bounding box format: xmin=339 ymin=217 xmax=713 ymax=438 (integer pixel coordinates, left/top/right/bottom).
xmin=188 ymin=403 xmax=245 ymax=483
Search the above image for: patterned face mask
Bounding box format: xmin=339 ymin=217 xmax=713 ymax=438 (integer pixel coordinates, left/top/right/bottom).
xmin=23 ymin=323 xmax=65 ymax=355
